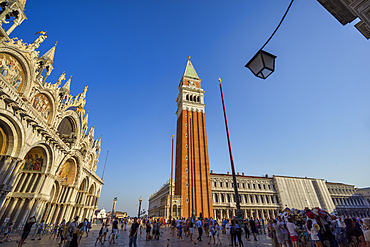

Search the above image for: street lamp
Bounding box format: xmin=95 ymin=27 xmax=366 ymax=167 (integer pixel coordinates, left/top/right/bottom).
xmin=245 ymin=50 xmax=276 ymax=79
xmin=245 ymin=0 xmax=294 ymax=79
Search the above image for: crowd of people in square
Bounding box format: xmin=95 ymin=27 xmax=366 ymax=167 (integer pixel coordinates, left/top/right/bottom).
xmin=2 ymin=207 xmax=370 ymax=247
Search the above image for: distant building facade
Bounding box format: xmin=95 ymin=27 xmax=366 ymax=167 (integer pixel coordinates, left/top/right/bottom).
xmin=96 ymin=209 xmax=107 ymax=219
xmin=148 ymin=181 xmax=182 ymax=218
xmin=149 ymin=172 xmax=370 ymax=219
xmin=357 ymin=187 xmax=370 ymax=204
xmin=0 ymin=0 xmax=103 ymax=228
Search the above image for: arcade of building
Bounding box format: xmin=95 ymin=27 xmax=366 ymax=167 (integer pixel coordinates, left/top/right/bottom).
xmin=0 ymin=0 xmax=103 ymax=228
xmin=149 ymin=172 xmax=370 ymax=219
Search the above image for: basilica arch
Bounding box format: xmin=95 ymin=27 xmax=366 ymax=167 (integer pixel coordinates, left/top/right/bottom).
xmin=0 ymin=3 xmax=103 ymax=229
xmin=0 ymin=143 xmax=52 ymax=226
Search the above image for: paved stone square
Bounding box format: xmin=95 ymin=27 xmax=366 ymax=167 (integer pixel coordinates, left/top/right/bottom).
xmin=1 ymin=225 xmax=273 ymax=247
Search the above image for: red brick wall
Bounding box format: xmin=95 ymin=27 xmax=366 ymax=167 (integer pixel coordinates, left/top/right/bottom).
xmin=174 ymin=109 xmax=213 ymax=219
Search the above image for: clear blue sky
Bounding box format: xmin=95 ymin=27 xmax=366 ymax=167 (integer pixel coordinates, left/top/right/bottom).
xmin=14 ymin=1 xmax=370 ymax=216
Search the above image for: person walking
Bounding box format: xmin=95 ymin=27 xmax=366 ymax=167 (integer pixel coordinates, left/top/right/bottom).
xmin=65 ymin=216 xmax=79 ymax=247
xmin=250 ymin=217 xmax=259 ymax=241
xmin=208 ymin=221 xmax=215 ymax=244
xmin=178 ymin=222 xmax=184 ymax=241
xmin=146 ymin=220 xmax=151 ymax=240
xmin=32 ymin=220 xmax=45 ymax=240
xmin=70 ymin=223 xmax=83 ymax=247
xmin=273 ymin=219 xmax=286 ymax=247
xmin=94 ymin=225 xmax=104 ymax=246
xmin=215 ymin=221 xmax=222 ymax=246
xmin=57 ymin=219 xmax=65 ymax=238
xmin=189 ymin=218 xmax=194 ymax=241
xmin=109 ymin=217 xmax=119 ymax=244
xmin=230 ymin=220 xmax=237 ymax=247
xmin=59 ymin=221 xmax=69 ymax=247
xmin=244 ymin=219 xmax=251 ymax=241
xmin=18 ymin=216 xmax=36 ymax=247
xmin=50 ymin=222 xmax=59 ymax=239
xmin=196 ymin=217 xmax=203 ymax=242
xmin=286 ymin=218 xmax=299 ymax=247
xmin=236 ymin=220 xmax=244 ymax=247
xmin=226 ymin=219 xmax=232 ymax=245
xmin=129 ymin=217 xmax=139 ymax=247
xmin=0 ymin=222 xmax=13 ymax=243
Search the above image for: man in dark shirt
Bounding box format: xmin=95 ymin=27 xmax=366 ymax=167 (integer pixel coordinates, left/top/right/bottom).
xmin=110 ymin=217 xmax=119 ymax=244
xmin=18 ymin=216 xmax=36 ymax=247
xmin=129 ymin=217 xmax=139 ymax=247
xmin=249 ymin=217 xmax=258 ymax=241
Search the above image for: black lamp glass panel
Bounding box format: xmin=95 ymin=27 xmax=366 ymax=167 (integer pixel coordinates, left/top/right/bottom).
xmin=245 ymin=49 xmax=276 ymax=79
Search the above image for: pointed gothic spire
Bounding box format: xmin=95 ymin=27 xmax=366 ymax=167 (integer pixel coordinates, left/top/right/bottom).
xmin=82 ymin=111 xmax=89 ymax=134
xmin=88 ymin=125 xmax=95 ymax=139
xmin=62 ymin=75 xmax=72 ymax=93
xmin=184 ymin=56 xmax=199 ymax=79
xmin=98 ymin=135 xmax=101 ymax=147
xmin=18 ymin=0 xmax=26 ymax=11
xmin=42 ymin=41 xmax=57 ymax=62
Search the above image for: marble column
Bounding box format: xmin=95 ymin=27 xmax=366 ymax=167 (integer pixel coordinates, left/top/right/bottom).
xmin=0 ymin=197 xmax=11 ymax=220
xmin=5 ymin=198 xmax=18 ymax=219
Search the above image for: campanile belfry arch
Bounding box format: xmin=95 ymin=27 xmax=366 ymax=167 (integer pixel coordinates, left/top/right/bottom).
xmin=174 ymin=57 xmax=213 ymax=219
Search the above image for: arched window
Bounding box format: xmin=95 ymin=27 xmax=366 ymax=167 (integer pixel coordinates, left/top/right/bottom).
xmin=186 ymin=94 xmax=189 ymax=101
xmin=250 ymin=195 xmax=253 ymax=203
xmin=244 ymin=194 xmax=248 ymax=203
xmin=227 ymin=194 xmax=230 ymax=203
xmin=221 ymin=194 xmax=224 ymax=203
xmin=197 ymin=96 xmax=200 ymax=102
xmin=215 ymin=194 xmax=218 ymax=203
xmin=258 ymin=184 xmax=261 ymax=189
xmin=190 ymin=95 xmax=193 ymax=101
xmin=58 ymin=117 xmax=74 ymax=136
xmin=271 ymin=196 xmax=274 ymax=203
xmin=266 ymin=196 xmax=269 ymax=203
xmin=255 ymin=195 xmax=259 ymax=203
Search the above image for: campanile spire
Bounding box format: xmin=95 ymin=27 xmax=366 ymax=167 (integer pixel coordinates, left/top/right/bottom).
xmin=174 ymin=57 xmax=213 ymax=219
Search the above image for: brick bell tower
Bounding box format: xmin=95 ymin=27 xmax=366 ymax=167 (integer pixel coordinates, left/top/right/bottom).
xmin=174 ymin=56 xmax=213 ymax=219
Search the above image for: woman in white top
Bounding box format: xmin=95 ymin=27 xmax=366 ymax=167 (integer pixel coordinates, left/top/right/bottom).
xmin=225 ymin=219 xmax=231 ymax=246
xmin=363 ymin=218 xmax=370 ymax=247
xmin=307 ymin=219 xmax=323 ymax=247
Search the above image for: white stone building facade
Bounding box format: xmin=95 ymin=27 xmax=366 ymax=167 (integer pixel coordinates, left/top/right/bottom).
xmin=0 ymin=0 xmax=103 ymax=228
xmin=149 ymin=173 xmax=370 ymax=219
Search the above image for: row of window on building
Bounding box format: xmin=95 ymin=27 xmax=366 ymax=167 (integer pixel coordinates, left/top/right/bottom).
xmin=212 ymin=181 xmax=275 ymax=191
xmin=213 ymin=193 xmax=278 ymax=205
xmin=332 ymin=197 xmax=367 ymax=206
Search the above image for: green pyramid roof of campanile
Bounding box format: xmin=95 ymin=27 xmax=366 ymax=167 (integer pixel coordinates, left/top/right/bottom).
xmin=184 ymin=56 xmax=199 ymax=79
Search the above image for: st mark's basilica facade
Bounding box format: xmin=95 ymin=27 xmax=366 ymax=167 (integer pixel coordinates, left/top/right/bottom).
xmin=0 ymin=0 xmax=103 ymax=228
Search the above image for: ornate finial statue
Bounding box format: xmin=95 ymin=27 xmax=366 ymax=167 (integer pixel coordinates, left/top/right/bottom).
xmin=31 ymin=31 xmax=48 ymax=49
xmin=80 ymin=85 xmax=88 ymax=100
xmin=56 ymin=71 xmax=66 ymax=86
